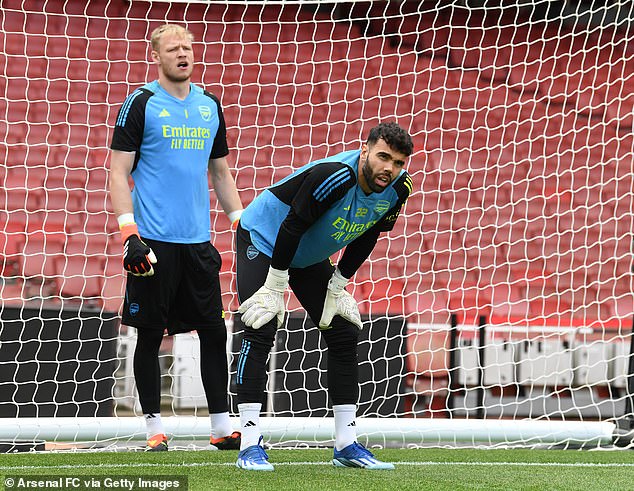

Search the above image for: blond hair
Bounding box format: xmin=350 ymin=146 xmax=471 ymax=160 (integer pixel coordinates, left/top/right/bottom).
xmin=150 ymin=24 xmax=194 ymax=51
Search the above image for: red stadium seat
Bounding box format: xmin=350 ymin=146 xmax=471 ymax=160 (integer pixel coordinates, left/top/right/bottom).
xmin=64 ymin=233 xmax=109 ymax=258
xmin=447 ymin=18 xmax=513 ymax=81
xmin=57 ymin=255 xmax=105 ymax=304
xmin=489 ymin=282 xmax=531 ymax=323
xmin=84 ymin=189 xmax=112 ymax=214
xmin=408 ymin=290 xmax=451 ymax=325
xmin=43 ymin=188 xmax=84 ymax=213
xmin=0 ymin=228 xmax=24 ymax=275
xmin=5 ymin=144 xmax=29 ymax=167
xmin=449 ymin=287 xmax=492 ymax=325
xmin=18 ymin=231 xmax=65 ymax=296
xmin=360 ymin=278 xmax=407 ymax=316
xmin=610 ymin=294 xmax=634 ymax=319
xmin=0 ymin=187 xmax=44 ymax=214
xmin=38 ymin=209 xmax=82 ymax=233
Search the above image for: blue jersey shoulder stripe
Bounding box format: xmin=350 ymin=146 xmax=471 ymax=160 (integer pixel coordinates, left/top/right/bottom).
xmin=116 ymin=89 xmax=144 ymax=127
xmin=314 ymin=172 xmax=351 ymax=202
xmin=313 ymin=168 xmax=352 ymax=202
xmin=313 ymin=168 xmax=348 ymax=197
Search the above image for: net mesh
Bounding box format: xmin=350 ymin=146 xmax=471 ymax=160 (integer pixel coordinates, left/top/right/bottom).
xmin=1 ymin=0 xmax=633 ymax=448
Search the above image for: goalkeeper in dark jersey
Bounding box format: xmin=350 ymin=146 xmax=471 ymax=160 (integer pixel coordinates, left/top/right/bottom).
xmin=234 ymin=122 xmax=414 ymax=471
xmin=109 ymin=24 xmax=243 ymax=452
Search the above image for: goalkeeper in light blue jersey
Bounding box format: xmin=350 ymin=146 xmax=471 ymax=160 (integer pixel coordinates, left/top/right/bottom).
xmin=234 ymin=122 xmax=414 ymax=471
xmin=109 ymin=24 xmax=243 ymax=452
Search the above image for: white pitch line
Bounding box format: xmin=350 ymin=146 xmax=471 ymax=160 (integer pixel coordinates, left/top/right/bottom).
xmin=1 ymin=461 xmax=634 ymax=471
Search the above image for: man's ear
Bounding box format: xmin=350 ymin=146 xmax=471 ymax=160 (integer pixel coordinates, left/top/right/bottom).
xmin=360 ymin=143 xmax=368 ymax=160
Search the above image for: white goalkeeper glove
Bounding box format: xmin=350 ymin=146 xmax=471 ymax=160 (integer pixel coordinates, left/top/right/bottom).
xmin=238 ymin=266 xmax=289 ymax=329
xmin=319 ymin=268 xmax=363 ymax=330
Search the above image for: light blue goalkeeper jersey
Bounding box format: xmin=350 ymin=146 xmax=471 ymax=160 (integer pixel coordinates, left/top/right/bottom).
xmin=111 ymin=81 xmax=229 ymax=243
xmin=240 ymin=149 xmax=411 ymax=268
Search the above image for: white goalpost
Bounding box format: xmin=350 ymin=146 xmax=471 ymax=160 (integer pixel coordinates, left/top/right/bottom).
xmin=1 ymin=0 xmax=634 ymax=450
xmin=0 ymin=416 xmax=616 ymax=448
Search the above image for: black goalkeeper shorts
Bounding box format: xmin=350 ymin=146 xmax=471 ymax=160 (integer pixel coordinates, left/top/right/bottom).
xmin=122 ymin=238 xmax=226 ymax=335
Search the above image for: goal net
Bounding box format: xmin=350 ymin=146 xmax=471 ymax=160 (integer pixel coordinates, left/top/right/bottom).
xmin=0 ymin=0 xmax=633 ymax=450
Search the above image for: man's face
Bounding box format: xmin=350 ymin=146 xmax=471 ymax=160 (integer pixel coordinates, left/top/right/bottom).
xmin=359 ymin=138 xmax=407 ymax=194
xmin=152 ymin=33 xmax=194 ymax=83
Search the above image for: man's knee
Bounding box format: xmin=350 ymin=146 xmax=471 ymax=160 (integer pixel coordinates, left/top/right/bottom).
xmin=241 ymin=322 xmax=277 ymax=349
xmin=321 ymin=320 xmax=359 ymax=353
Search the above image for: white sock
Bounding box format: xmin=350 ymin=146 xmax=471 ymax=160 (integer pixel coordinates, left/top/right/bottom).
xmin=209 ymin=412 xmax=233 ymax=440
xmin=333 ymin=404 xmax=357 ymax=451
xmin=144 ymin=413 xmax=164 ymax=439
xmin=238 ymin=402 xmax=262 ymax=450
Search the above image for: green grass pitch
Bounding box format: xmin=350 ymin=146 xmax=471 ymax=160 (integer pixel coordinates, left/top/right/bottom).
xmin=1 ymin=447 xmax=634 ymax=490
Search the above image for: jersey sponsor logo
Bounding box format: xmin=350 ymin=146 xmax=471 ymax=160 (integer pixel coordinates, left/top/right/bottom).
xmin=158 ymin=108 xmax=170 ymax=117
xmin=246 ymin=245 xmax=260 ymax=260
xmin=162 ymin=125 xmax=211 ymax=150
xmin=162 ymin=125 xmax=211 ymax=138
xmin=373 ymin=200 xmax=391 ymax=214
xmin=199 ymin=105 xmax=212 ymax=121
xmin=330 ymin=216 xmax=378 ymax=242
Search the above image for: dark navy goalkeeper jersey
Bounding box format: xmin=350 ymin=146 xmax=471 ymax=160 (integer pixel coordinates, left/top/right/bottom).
xmin=240 ymin=149 xmax=412 ymax=268
xmin=111 ymin=80 xmax=229 ymax=243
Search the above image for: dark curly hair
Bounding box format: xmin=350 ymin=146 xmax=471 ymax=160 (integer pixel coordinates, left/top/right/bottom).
xmin=366 ymin=122 xmax=414 ymax=157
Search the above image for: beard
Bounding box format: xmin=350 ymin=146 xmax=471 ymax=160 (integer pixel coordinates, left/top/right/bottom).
xmin=362 ymin=158 xmax=390 ymax=193
xmin=162 ymin=64 xmax=192 ymax=83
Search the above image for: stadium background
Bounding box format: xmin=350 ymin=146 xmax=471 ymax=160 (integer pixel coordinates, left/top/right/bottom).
xmin=1 ymin=0 xmax=634 ymax=447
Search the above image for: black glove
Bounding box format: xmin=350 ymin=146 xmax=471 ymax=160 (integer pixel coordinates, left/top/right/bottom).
xmin=123 ymin=235 xmax=157 ymax=276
